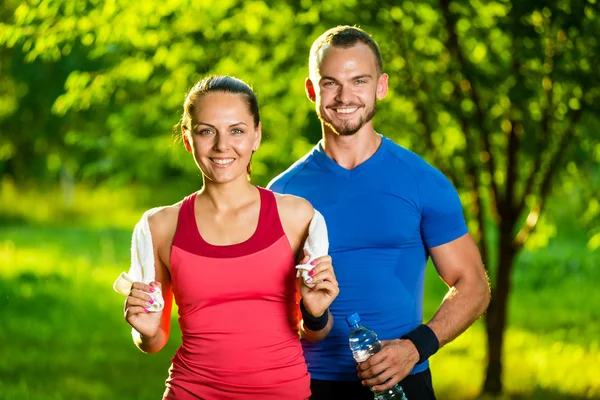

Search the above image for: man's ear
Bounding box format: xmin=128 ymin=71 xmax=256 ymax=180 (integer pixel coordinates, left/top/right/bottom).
xmin=305 ymin=78 xmax=316 ymax=103
xmin=376 ymin=73 xmax=389 ymax=100
xmin=182 ymin=127 xmax=192 ymax=153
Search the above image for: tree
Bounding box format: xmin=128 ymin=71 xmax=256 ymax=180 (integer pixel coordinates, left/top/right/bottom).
xmin=375 ymin=0 xmax=599 ymax=393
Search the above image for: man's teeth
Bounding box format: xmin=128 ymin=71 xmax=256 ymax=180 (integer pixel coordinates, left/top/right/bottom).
xmin=213 ymin=158 xmax=234 ymax=164
xmin=336 ymin=108 xmax=358 ymax=114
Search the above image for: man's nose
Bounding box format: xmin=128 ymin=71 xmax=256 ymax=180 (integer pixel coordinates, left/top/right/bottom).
xmin=335 ymin=84 xmax=353 ymax=104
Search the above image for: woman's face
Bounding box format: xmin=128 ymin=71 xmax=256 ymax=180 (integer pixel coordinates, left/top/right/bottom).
xmin=184 ymin=92 xmax=261 ymax=184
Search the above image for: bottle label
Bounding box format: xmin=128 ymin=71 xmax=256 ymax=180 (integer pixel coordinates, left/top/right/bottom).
xmin=352 ymin=349 xmax=371 ymax=363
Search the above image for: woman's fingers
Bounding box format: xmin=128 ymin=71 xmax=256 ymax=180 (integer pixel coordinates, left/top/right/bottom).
xmin=309 ymin=256 xmax=332 ymax=268
xmin=307 ymin=257 xmax=333 ymax=274
xmin=130 ymin=281 xmax=160 ymax=295
xmin=306 ymin=268 xmax=336 ymax=285
xmin=124 ymin=281 xmax=160 ymax=313
xmin=125 ymin=305 xmax=150 ymax=319
xmin=129 ymin=288 xmax=154 ymax=301
xmin=126 ymin=295 xmax=156 ymax=309
xmin=306 ymin=280 xmax=339 ymax=296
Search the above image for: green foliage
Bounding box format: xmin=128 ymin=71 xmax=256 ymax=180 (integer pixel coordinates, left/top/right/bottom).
xmin=1 ymin=0 xmax=597 ymax=220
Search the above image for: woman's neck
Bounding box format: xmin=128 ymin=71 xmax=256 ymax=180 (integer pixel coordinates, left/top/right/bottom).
xmin=199 ymin=178 xmax=258 ymax=212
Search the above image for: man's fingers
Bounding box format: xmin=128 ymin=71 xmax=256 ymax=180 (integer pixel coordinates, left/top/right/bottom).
xmin=370 ymin=375 xmax=400 ymax=392
xmin=357 ymin=351 xmax=385 ymax=371
xmin=359 ymin=360 xmax=402 ymax=390
xmin=369 ymin=367 xmax=404 ymax=392
xmin=363 ymin=368 xmax=394 ymax=387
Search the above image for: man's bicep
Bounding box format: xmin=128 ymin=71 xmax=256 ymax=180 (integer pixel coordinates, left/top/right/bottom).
xmin=420 ymin=170 xmax=468 ymax=248
xmin=429 ymin=233 xmax=485 ymax=287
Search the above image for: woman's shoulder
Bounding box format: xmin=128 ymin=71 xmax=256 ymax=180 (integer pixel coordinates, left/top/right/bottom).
xmin=272 ymin=192 xmax=314 ymax=227
xmin=147 ymin=202 xmax=183 ymax=243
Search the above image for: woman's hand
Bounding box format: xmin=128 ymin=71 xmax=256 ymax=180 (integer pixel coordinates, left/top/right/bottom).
xmin=124 ymin=281 xmax=163 ymax=338
xmin=299 ymin=255 xmax=339 ymax=318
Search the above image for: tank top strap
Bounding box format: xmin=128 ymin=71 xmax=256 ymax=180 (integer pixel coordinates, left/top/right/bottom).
xmin=256 ymin=186 xmax=286 ymax=242
xmin=172 ymin=192 xmax=199 ymax=252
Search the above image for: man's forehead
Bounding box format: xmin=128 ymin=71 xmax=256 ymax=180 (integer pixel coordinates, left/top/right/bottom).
xmin=314 ymin=43 xmax=378 ymax=78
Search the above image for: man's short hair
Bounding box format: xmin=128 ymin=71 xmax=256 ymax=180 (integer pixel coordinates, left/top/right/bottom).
xmin=309 ymin=26 xmax=383 ymax=77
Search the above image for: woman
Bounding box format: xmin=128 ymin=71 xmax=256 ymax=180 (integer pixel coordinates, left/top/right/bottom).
xmin=123 ymin=76 xmax=339 ymax=399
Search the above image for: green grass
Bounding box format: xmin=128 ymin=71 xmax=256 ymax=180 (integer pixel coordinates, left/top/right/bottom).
xmin=0 ymin=221 xmax=183 ymax=400
xmin=1 ymin=181 xmax=598 ymax=399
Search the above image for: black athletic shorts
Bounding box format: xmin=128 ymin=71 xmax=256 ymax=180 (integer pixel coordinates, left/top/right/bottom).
xmin=309 ymin=369 xmax=436 ymax=400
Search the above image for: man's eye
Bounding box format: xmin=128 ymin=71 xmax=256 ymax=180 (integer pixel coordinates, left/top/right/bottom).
xmin=355 ymin=80 xmax=365 ymax=84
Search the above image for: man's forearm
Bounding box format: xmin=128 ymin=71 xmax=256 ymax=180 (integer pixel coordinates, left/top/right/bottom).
xmin=427 ymin=277 xmax=490 ymax=347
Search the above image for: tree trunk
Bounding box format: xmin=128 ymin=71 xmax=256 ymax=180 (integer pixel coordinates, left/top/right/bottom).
xmin=483 ymin=222 xmax=518 ymax=394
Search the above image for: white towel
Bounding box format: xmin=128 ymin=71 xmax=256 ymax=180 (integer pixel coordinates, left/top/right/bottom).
xmin=296 ymin=209 xmax=329 ymax=288
xmin=112 ymin=207 xmax=165 ymax=312
xmin=113 ymin=208 xmax=329 ymax=308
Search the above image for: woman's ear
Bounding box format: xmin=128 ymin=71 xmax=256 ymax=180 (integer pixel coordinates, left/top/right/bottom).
xmin=253 ymin=122 xmax=262 ymax=152
xmin=182 ymin=126 xmax=192 ymax=153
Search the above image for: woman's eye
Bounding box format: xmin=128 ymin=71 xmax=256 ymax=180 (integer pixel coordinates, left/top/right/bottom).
xmin=199 ymin=129 xmax=213 ymax=135
xmin=232 ymin=128 xmax=244 ymax=134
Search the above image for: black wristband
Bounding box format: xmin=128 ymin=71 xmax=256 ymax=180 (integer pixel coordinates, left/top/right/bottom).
xmin=299 ymin=300 xmax=329 ymax=331
xmin=401 ymin=324 xmax=440 ymax=364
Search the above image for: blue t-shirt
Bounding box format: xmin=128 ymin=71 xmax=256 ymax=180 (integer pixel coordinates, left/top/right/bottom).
xmin=267 ymin=136 xmax=468 ymax=381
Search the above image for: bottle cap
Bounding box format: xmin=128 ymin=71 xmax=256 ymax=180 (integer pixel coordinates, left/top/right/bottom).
xmin=345 ymin=313 xmax=361 ymax=326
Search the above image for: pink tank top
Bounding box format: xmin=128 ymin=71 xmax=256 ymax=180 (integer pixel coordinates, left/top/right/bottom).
xmin=163 ymin=187 xmax=310 ymax=400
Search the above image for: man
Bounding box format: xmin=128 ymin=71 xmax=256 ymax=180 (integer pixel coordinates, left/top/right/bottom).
xmin=268 ymin=26 xmax=490 ymax=399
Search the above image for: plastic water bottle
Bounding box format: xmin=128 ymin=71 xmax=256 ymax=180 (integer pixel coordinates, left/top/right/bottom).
xmin=346 ymin=313 xmax=408 ymax=400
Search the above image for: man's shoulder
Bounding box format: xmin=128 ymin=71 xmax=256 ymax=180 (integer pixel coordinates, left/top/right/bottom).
xmin=380 ymin=136 xmax=442 ymax=180
xmin=267 ymin=148 xmax=318 ymax=193
xmin=382 ymin=137 xmax=461 ymax=206
xmin=382 ymin=136 xmax=429 ymax=168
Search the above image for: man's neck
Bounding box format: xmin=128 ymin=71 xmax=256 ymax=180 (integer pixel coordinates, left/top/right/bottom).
xmin=322 ymin=125 xmax=382 ymax=170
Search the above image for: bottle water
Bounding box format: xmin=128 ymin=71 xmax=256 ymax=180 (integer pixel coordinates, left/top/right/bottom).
xmin=346 ymin=313 xmax=408 ymax=400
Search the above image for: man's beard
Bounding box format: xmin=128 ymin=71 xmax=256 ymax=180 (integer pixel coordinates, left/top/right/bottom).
xmin=318 ymin=102 xmax=377 ymax=136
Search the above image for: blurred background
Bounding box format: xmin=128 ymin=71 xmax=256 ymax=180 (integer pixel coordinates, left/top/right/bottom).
xmin=0 ymin=0 xmax=598 ymax=399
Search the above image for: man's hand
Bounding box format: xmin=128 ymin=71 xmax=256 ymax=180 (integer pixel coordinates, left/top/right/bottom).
xmin=357 ymin=339 xmax=420 ymax=392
